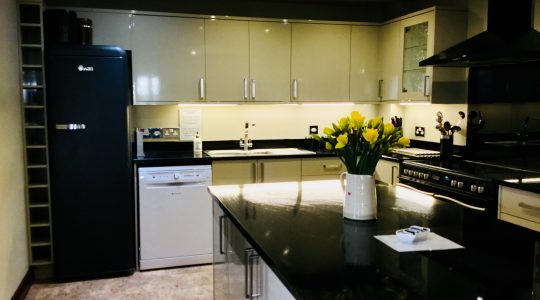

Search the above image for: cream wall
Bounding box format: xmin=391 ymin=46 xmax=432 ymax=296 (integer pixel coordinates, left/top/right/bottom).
xmin=0 ymin=0 xmax=30 ymax=298
xmin=132 ymin=104 xmax=378 ymax=141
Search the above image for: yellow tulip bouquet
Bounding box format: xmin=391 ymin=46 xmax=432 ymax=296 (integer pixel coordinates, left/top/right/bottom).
xmin=311 ymin=111 xmax=410 ymax=175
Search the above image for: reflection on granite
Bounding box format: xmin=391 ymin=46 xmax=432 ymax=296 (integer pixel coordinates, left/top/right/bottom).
xmin=209 ymin=180 xmax=538 ymax=300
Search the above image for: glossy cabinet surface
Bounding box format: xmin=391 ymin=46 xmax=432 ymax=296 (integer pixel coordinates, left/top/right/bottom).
xmin=212 ymin=160 xmax=257 ymax=184
xmin=131 ymin=15 xmax=205 ymax=103
xmin=398 ymin=10 xmax=467 ymax=103
xmin=378 ymin=21 xmax=401 ymax=101
xmin=249 ymin=21 xmax=291 ymax=102
xmin=499 ymin=185 xmax=540 ymax=232
xmin=205 ymin=19 xmax=250 ymax=102
xmin=374 ymin=159 xmax=399 ymax=185
xmin=213 ymin=198 xmax=295 ymax=300
xmin=291 ymin=23 xmax=351 ymax=101
xmin=301 ymin=157 xmax=345 ymax=181
xmin=76 ymin=11 xmax=132 ymax=50
xmin=350 ymin=26 xmax=380 ymax=102
xmin=399 ymin=12 xmax=433 ymax=102
xmin=212 ymin=158 xmax=301 ymax=184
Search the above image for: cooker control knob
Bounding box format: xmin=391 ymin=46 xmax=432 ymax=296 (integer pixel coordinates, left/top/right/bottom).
xmin=404 ymin=169 xmax=410 ymax=175
xmin=457 ymin=181 xmax=464 ymax=189
xmin=173 ymin=173 xmax=180 ymax=180
xmin=477 ymin=186 xmax=485 ymax=194
xmin=450 ymin=179 xmax=457 ymax=187
xmin=423 ymin=173 xmax=429 ymax=180
xmin=413 ymin=171 xmax=419 ymax=177
xmin=470 ymin=185 xmax=478 ymax=192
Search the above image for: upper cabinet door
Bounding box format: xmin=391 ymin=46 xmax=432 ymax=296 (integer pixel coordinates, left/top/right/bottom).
xmin=249 ymin=21 xmax=291 ymax=102
xmin=76 ymin=12 xmax=132 ymax=50
xmin=399 ymin=12 xmax=434 ymax=102
xmin=131 ymin=15 xmax=205 ymax=104
xmin=378 ymin=21 xmax=401 ymax=101
xmin=205 ymin=19 xmax=249 ymax=102
xmin=291 ymin=23 xmax=351 ymax=102
xmin=350 ymin=26 xmax=380 ymax=102
xmin=397 ymin=10 xmax=467 ymax=103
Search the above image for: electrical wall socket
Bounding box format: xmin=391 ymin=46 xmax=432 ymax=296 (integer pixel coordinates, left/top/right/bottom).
xmin=309 ymin=125 xmax=318 ymax=135
xmin=415 ymin=126 xmax=425 ymax=137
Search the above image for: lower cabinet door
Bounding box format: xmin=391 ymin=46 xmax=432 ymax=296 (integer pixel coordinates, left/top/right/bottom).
xmin=212 ymin=160 xmax=257 ymax=185
xmin=259 ymin=159 xmax=301 ymax=183
xmin=213 ymin=199 xmax=229 ymax=300
xmin=261 ymin=260 xmax=295 ymax=300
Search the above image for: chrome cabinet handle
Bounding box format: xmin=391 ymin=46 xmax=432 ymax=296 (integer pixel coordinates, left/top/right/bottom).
xmin=378 ymin=79 xmax=383 ymax=100
xmin=251 ymin=79 xmax=256 ymax=100
xmin=519 ymin=202 xmax=540 ymax=213
xmin=248 ymin=253 xmax=262 ymax=299
xmin=292 ymin=79 xmax=298 ymax=100
xmin=391 ymin=166 xmax=398 ymax=185
xmin=218 ymin=215 xmax=226 ymax=254
xmin=323 ymin=164 xmax=341 ymax=170
xmin=244 ymin=78 xmax=248 ymax=100
xmin=56 ymin=123 xmax=86 ymax=130
xmin=199 ymin=78 xmax=205 ymax=100
xmin=433 ymin=194 xmax=486 ymax=212
xmin=244 ymin=248 xmax=254 ymax=298
xmin=423 ymin=75 xmax=431 ymax=97
xmin=252 ymin=162 xmax=257 ymax=183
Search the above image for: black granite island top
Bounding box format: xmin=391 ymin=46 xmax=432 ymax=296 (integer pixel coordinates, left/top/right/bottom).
xmin=208 ymin=180 xmax=538 ymax=300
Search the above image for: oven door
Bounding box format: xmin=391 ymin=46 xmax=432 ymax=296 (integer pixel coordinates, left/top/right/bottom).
xmin=398 ymin=176 xmax=489 ymax=214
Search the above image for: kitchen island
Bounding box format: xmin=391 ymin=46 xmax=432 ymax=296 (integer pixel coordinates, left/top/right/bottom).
xmin=208 ymin=180 xmax=537 ymax=300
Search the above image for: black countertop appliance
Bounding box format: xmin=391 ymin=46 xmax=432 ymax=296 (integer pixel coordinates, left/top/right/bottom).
xmin=46 ymin=45 xmax=135 ymax=279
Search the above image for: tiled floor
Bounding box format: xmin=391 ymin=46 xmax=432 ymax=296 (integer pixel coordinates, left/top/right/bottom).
xmin=25 ymin=265 xmax=213 ymax=300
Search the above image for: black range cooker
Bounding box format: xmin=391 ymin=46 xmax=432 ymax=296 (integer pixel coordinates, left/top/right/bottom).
xmin=399 ymin=158 xmax=538 ymax=216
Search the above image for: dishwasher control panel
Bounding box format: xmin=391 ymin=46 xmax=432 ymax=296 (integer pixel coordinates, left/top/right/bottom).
xmin=139 ymin=166 xmax=212 ymax=183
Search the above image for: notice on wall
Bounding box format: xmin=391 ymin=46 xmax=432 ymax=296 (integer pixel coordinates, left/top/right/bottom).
xmin=179 ymin=109 xmax=202 ymax=141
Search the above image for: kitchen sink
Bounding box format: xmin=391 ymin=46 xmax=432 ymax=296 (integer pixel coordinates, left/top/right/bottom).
xmin=205 ymin=148 xmax=316 ymax=157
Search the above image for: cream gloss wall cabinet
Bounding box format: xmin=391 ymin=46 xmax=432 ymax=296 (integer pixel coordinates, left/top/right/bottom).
xmin=76 ymin=11 xmax=132 ymax=50
xmin=291 ymin=23 xmax=351 ymax=102
xmin=350 ymin=25 xmax=381 ymax=102
xmin=212 ymin=159 xmax=301 ymax=185
xmin=130 ymin=15 xmax=205 ymax=103
xmin=377 ymin=20 xmax=401 ymax=101
xmin=398 ymin=9 xmax=468 ymax=103
xmin=248 ymin=21 xmax=292 ymax=102
xmin=205 ymin=19 xmax=250 ymax=102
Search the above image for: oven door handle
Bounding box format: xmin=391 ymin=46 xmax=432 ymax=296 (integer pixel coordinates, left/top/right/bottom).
xmin=433 ymin=194 xmax=486 ymax=212
xmin=396 ymin=183 xmax=436 ymax=196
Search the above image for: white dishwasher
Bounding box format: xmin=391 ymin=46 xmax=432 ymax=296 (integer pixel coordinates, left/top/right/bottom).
xmin=138 ymin=165 xmax=213 ymax=270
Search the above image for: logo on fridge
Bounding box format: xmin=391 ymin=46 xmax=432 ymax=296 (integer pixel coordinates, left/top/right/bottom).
xmin=77 ymin=65 xmax=94 ymax=72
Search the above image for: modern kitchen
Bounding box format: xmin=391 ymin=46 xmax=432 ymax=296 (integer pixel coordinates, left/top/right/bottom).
xmin=2 ymin=0 xmax=540 ymax=299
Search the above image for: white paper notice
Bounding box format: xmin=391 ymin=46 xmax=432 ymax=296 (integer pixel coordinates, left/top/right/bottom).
xmin=374 ymin=232 xmax=464 ymax=252
xmin=179 ymin=109 xmax=202 ymax=141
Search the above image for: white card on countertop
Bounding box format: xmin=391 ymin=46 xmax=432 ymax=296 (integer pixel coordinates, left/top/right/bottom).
xmin=374 ymin=232 xmax=464 ymax=252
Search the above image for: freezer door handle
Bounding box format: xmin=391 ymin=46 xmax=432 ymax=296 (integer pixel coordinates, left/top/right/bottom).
xmin=55 ymin=123 xmax=86 ymax=130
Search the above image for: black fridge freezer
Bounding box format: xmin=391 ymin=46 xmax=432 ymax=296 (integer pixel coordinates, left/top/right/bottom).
xmin=45 ymin=45 xmax=135 ymax=280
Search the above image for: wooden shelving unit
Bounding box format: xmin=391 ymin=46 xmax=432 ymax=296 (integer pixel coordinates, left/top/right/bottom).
xmin=17 ymin=1 xmax=54 ymax=273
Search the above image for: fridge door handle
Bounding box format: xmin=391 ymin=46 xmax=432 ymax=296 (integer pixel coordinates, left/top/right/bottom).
xmin=55 ymin=124 xmax=86 ymax=130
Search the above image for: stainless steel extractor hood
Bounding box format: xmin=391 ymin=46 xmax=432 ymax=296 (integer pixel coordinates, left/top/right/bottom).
xmin=420 ymin=0 xmax=540 ymax=67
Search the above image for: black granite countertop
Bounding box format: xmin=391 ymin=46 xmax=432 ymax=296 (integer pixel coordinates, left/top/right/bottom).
xmin=208 ymin=181 xmax=538 ymax=300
